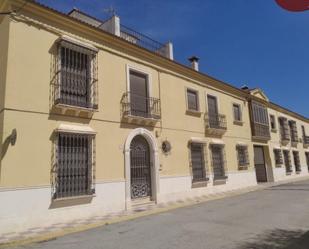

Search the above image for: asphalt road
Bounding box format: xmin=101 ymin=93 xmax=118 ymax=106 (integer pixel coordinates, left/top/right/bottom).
xmin=13 ymin=180 xmax=309 ymax=249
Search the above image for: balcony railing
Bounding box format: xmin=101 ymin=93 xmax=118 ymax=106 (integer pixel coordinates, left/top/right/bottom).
xmin=252 ymin=123 xmax=271 ymax=140
xmin=121 ymin=92 xmax=161 ymax=121
xmin=120 ymin=25 xmax=167 ymax=57
xmin=205 ymin=113 xmax=227 ymax=135
xmin=280 ymin=131 xmax=291 ymax=142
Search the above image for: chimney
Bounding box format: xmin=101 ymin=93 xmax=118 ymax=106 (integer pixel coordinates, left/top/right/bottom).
xmin=241 ymin=85 xmax=249 ymax=90
xmin=188 ymin=56 xmax=199 ymax=71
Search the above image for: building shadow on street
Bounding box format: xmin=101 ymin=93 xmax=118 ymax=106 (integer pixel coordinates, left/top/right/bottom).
xmin=236 ymin=229 xmax=309 ymax=249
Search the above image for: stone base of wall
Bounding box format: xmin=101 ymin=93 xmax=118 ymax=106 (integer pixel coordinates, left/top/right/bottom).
xmin=273 ymin=166 xmax=309 ymax=182
xmin=3 ymin=168 xmax=309 ymax=235
xmin=0 ymin=170 xmax=259 ymax=235
xmin=159 ymin=170 xmax=257 ymax=203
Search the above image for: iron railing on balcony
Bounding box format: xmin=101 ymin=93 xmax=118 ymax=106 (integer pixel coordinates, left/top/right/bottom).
xmin=205 ymin=113 xmax=227 ymax=130
xmin=120 ymin=24 xmax=167 ymax=57
xmin=252 ymin=122 xmax=271 ymax=139
xmin=121 ymin=92 xmax=161 ymax=120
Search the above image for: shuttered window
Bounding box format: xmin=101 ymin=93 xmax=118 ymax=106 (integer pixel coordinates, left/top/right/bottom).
xmin=187 ymin=89 xmax=199 ymax=111
xmin=190 ymin=143 xmax=207 ymax=182
xmin=292 ymin=151 xmax=301 ymax=172
xmin=129 ymin=71 xmax=149 ymax=117
xmin=274 ymin=149 xmax=283 ymax=166
xmin=236 ymin=145 xmax=249 ymax=168
xmin=270 ymin=115 xmax=276 ymax=130
xmin=54 ymin=133 xmax=94 ymax=199
xmin=233 ymin=104 xmax=242 ymax=122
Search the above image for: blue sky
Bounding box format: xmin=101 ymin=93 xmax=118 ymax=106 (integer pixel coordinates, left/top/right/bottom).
xmin=38 ymin=0 xmax=309 ymax=118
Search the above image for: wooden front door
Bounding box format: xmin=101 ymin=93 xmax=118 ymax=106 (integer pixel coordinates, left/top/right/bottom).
xmin=254 ymin=146 xmax=267 ymax=182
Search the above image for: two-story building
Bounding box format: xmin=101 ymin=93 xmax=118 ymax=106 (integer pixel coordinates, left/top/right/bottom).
xmin=0 ymin=0 xmax=308 ymax=235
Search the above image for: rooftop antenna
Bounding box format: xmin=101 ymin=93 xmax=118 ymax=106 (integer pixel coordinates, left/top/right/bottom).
xmin=103 ymin=5 xmax=117 ymax=17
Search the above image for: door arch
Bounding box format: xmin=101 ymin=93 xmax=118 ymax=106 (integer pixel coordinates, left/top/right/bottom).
xmin=124 ymin=128 xmax=159 ymax=209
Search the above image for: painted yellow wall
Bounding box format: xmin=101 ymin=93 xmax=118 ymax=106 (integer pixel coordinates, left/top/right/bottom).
xmin=0 ymin=15 xmax=10 ymax=175
xmin=1 ymin=7 xmax=308 ymax=189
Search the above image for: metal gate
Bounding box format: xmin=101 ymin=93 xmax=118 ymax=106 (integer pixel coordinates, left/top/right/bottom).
xmin=130 ymin=135 xmax=152 ymax=199
xmin=254 ymin=146 xmax=267 ymax=182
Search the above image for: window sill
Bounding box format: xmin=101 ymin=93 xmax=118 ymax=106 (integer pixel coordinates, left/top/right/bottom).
xmin=186 ymin=109 xmax=202 ymax=117
xmin=233 ymin=120 xmax=243 ymax=126
xmin=192 ymin=179 xmax=209 ymax=188
xmin=53 ymin=103 xmax=98 ymax=113
xmin=238 ymin=165 xmax=249 ymax=170
xmin=213 ymin=177 xmax=227 ymax=185
xmin=50 ymin=194 xmax=95 ymax=209
xmin=271 ymin=129 xmax=277 ymax=133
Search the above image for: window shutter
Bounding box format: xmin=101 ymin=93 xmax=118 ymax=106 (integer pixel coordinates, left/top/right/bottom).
xmin=187 ymin=90 xmax=198 ymax=111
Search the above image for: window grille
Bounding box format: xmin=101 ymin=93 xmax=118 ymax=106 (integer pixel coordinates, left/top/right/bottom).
xmin=54 ymin=40 xmax=98 ymax=110
xmin=273 ymin=149 xmax=283 ymax=166
xmin=292 ymin=151 xmax=301 ymax=172
xmin=210 ymin=144 xmax=227 ymax=180
xmin=289 ymin=120 xmax=298 ymax=143
xmin=190 ymin=143 xmax=208 ymax=182
xmin=52 ymin=132 xmax=95 ymax=199
xmin=236 ymin=145 xmax=249 ymax=169
xmin=283 ymin=150 xmax=292 ymax=173
xmin=187 ymin=89 xmax=199 ymax=111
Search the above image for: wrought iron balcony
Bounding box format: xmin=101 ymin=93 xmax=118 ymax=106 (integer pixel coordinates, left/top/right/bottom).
xmin=205 ymin=113 xmax=227 ymax=135
xmin=121 ymin=92 xmax=161 ymax=123
xmin=280 ymin=131 xmax=291 ymax=145
xmin=251 ymin=123 xmax=271 ymax=141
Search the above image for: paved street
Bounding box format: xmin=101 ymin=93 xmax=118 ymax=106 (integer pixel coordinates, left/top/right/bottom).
xmin=11 ymin=180 xmax=309 ymax=249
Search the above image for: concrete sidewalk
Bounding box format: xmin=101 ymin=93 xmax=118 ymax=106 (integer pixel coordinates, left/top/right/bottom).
xmin=1 ymin=176 xmax=309 ymax=248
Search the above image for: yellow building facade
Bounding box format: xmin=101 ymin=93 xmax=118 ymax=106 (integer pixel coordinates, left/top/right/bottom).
xmin=0 ymin=0 xmax=308 ymax=234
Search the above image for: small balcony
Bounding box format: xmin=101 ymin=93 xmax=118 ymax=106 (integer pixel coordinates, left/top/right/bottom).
xmin=205 ymin=113 xmax=227 ymax=136
xmin=121 ymin=92 xmax=161 ymax=124
xmin=251 ymin=123 xmax=271 ymax=141
xmin=280 ymin=130 xmax=290 ymax=145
